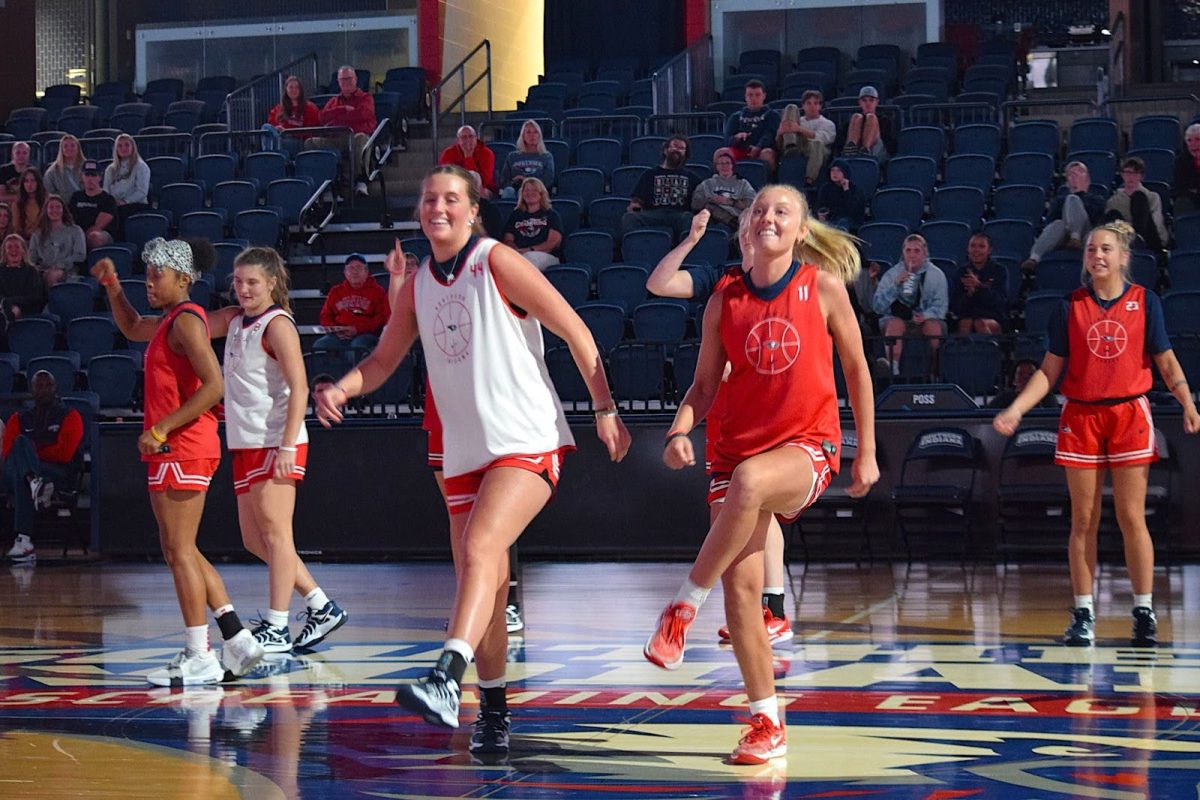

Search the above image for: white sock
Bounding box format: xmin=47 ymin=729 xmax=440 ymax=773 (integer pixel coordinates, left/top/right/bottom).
xmin=1074 ymin=594 xmax=1094 ymax=614
xmin=443 ymin=637 xmax=474 ymax=663
xmin=185 ymin=625 xmax=210 ymax=657
xmin=1132 ymin=593 xmax=1153 ymax=610
xmin=891 ymin=360 xmax=901 ymax=376
xmin=763 ymin=586 xmax=784 ymax=598
xmin=267 ymin=608 xmax=289 ymax=629
xmin=673 ymin=578 xmax=711 ymax=609
xmin=213 ymin=604 xmax=235 ymax=619
xmin=304 ymin=587 xmax=330 ymax=611
xmin=748 ymin=695 xmax=780 ymax=725
xmin=476 ymin=676 xmax=506 ymax=690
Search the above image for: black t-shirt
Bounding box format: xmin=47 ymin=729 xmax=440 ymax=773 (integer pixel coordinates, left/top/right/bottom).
xmin=0 ymin=163 xmax=21 ymax=194
xmin=631 ymin=167 xmax=695 ymax=211
xmin=504 ymin=208 xmax=563 ymax=249
xmin=69 ymin=189 xmax=118 ymax=230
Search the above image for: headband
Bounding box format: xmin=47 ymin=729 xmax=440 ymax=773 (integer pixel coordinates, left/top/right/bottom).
xmin=142 ymin=238 xmax=197 ymax=279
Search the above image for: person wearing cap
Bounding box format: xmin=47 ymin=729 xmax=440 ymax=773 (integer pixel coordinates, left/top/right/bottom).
xmin=815 ymin=159 xmax=866 ymax=232
xmin=843 ymin=86 xmax=892 ymax=162
xmin=313 ymin=253 xmax=390 ymax=356
xmin=90 ymin=238 xmax=265 ymax=686
xmin=775 ymin=90 xmax=836 ymax=187
xmin=2 ymin=369 xmax=83 ymax=566
xmin=723 ymin=79 xmax=781 ymax=173
xmin=68 ymin=160 xmax=117 ymax=250
xmin=690 ymin=147 xmax=756 ymax=232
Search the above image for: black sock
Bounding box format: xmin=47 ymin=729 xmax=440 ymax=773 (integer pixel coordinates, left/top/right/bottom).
xmin=215 ymin=609 xmax=244 ymax=641
xmin=763 ymin=592 xmax=786 ymax=619
xmin=507 ymin=580 xmax=519 ymax=608
xmin=480 ymin=685 xmax=508 ymax=713
xmin=435 ymin=650 xmax=469 ymax=684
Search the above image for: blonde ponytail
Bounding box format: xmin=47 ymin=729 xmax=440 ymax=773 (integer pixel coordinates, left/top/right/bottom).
xmin=797 ymin=216 xmax=862 ymax=284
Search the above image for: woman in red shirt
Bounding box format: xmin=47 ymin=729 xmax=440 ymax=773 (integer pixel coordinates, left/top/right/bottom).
xmin=268 ymin=76 xmax=320 ymax=132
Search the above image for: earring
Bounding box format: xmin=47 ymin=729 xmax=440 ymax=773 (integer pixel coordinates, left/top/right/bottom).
xmin=468 ymin=217 xmax=476 ymax=225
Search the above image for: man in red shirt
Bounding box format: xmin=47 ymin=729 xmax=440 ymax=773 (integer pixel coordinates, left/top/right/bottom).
xmin=310 ymin=65 xmax=377 ymax=197
xmin=438 ymin=126 xmax=497 ymax=199
xmin=3 ymin=370 xmax=84 ymax=564
xmin=313 ymin=253 xmax=390 ymax=358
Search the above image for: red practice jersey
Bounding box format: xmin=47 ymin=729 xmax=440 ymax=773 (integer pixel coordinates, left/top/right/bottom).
xmin=1059 ymin=284 xmax=1153 ymax=402
xmin=143 ymin=302 xmax=220 ymax=463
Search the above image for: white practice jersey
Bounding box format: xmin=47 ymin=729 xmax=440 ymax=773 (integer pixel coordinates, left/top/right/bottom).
xmin=223 ymin=306 xmax=309 ymax=450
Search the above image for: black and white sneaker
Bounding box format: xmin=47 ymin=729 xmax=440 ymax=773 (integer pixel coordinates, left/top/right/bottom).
xmin=251 ymin=620 xmax=293 ymax=654
xmin=469 ymin=709 xmax=511 ymax=755
xmin=293 ymin=601 xmax=348 ymax=650
xmin=505 ymin=604 xmax=524 ymax=634
xmin=394 ymin=668 xmax=460 ymax=728
xmin=1063 ymin=607 xmax=1095 ymax=646
xmin=1131 ymin=606 xmax=1158 ymax=647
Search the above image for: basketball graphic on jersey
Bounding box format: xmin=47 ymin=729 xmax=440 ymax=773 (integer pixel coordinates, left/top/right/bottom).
xmin=433 ymin=299 xmax=473 ymax=358
xmin=1086 ymin=319 xmax=1127 ymax=359
xmin=744 ymin=316 xmax=801 ymax=374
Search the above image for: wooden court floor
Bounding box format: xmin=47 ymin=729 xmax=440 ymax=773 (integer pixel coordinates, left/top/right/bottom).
xmin=4 ymin=558 xmax=1200 ymax=798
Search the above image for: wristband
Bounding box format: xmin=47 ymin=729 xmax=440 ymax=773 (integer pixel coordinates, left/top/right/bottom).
xmin=149 ymin=426 xmax=167 ymax=444
xmin=278 ymin=445 xmax=297 ymax=453
xmin=593 ymin=404 xmax=618 ymax=419
xmin=664 ymin=431 xmax=690 ymax=446
xmin=333 ymin=382 xmax=350 ymax=398
xmin=99 ymin=274 xmax=118 ymax=287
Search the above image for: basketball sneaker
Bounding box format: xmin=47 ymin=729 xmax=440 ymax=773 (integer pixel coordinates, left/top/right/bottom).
xmin=146 ymin=650 xmax=225 ymax=687
xmin=395 ymin=668 xmax=461 ymax=728
xmin=1063 ymin=607 xmax=1095 ymax=646
xmin=469 ymin=709 xmax=512 ymax=755
xmin=644 ymin=601 xmax=696 ymax=670
xmin=1131 ymin=606 xmax=1158 ymax=647
xmin=505 ymin=604 xmax=524 ymax=634
xmin=250 ymin=620 xmax=293 ymax=654
xmin=718 ymin=607 xmax=793 ymax=646
xmin=730 ymin=713 xmax=787 ymax=765
xmin=6 ymin=534 xmax=35 ymax=564
xmin=293 ymin=600 xmax=347 ymax=649
xmin=221 ymin=628 xmax=267 ymax=677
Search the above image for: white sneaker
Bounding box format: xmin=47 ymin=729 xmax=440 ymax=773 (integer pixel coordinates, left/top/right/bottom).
xmin=355 ymin=181 xmax=369 ymax=196
xmin=221 ymin=628 xmax=266 ymax=677
xmin=6 ymin=534 xmax=35 ymax=563
xmin=35 ymin=480 xmax=55 ymax=510
xmin=505 ymin=604 xmax=524 ymax=634
xmin=146 ymin=650 xmax=224 ymax=687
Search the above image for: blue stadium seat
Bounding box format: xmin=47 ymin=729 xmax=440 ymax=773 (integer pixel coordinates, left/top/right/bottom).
xmin=671 ymin=341 xmax=700 ymax=399
xmin=982 ymin=218 xmax=1035 ymax=262
xmin=1023 ymin=291 xmax=1064 ymax=336
xmin=920 ymin=220 xmax=972 ymax=263
xmin=1035 ymin=256 xmax=1083 ymax=294
xmin=1175 ymin=213 xmax=1200 ymax=252
xmin=609 ymin=342 xmax=666 ymax=404
xmin=611 ymin=165 xmax=647 ymax=198
xmin=7 ymin=317 xmax=57 ymax=367
xmin=1164 ymin=291 xmax=1200 ymax=336
xmin=692 ymin=229 xmax=730 ymax=266
xmin=576 ymin=302 xmax=626 ymax=352
xmin=597 ymin=265 xmax=649 ymax=314
xmin=574 ymin=137 xmax=622 ymax=177
xmin=293 ymin=149 xmax=340 ymax=188
xmin=47 ymin=282 xmax=95 ymax=328
xmin=931 ymin=186 xmax=985 ymax=230
xmin=1131 ymin=115 xmax=1181 ymax=153
xmin=1000 ymin=152 xmax=1055 ymax=191
xmin=192 ymin=153 xmax=236 ymax=193
xmin=0 ymin=352 xmax=17 ymax=393
xmin=939 ymin=336 xmax=1002 ymax=398
xmin=544 ymin=265 xmax=591 ymax=306
xmin=632 ymin=301 xmax=689 ymax=344
xmin=67 ymin=316 xmax=117 ymax=363
xmin=1008 ymin=121 xmax=1060 ymax=158
xmin=544 ymin=345 xmax=591 ymax=402
xmin=871 ymin=187 xmax=924 ymax=232
xmin=244 ymin=151 xmax=289 ymax=193
xmin=212 ymin=180 xmax=259 ymax=219
xmin=1068 ymin=117 xmax=1119 ymax=156
xmin=1130 ymin=251 xmax=1158 ymax=290
xmin=157 ymin=182 xmax=205 ymax=224
xmin=557 ymin=167 xmax=606 ymax=209
xmin=885 ymin=156 xmax=937 ymax=199
xmin=28 ymin=354 xmax=79 ymax=392
xmin=267 ymin=178 xmax=314 ymax=226
xmin=553 ymin=198 xmax=581 ymax=236
xmin=630 ymin=136 xmax=667 ymax=167
xmin=1168 ymin=250 xmax=1200 ymax=291
xmin=897 ymin=126 xmax=946 ymax=162
xmin=588 ymin=197 xmax=628 ymax=241
xmin=563 ymin=230 xmax=614 ymax=277
xmin=233 ymin=208 xmax=281 ymax=247
xmin=843 ymin=157 xmax=881 ymax=197
xmin=942 ymin=154 xmax=994 ymax=195
xmin=621 ymin=229 xmax=672 ymax=269
xmin=688 ymin=134 xmax=724 ymax=167
xmin=991 ymin=184 xmax=1046 ymax=226
xmin=178 ymin=211 xmax=226 ymax=242
xmin=1067 ymin=150 xmax=1117 ymax=188
xmin=857 ymin=221 xmax=909 ymax=266
xmin=118 ymin=279 xmax=153 ymax=315
xmin=86 ymin=353 xmax=139 ymax=409
xmin=1126 ymin=148 xmax=1175 ymax=185
xmin=736 ymin=159 xmax=769 ymax=190
xmin=146 ymin=156 xmax=185 ymax=198
xmin=951 ymin=123 xmax=1002 ymax=161
xmin=124 ymin=212 xmax=170 ymax=252
xmin=87 ymin=245 xmax=135 ymax=279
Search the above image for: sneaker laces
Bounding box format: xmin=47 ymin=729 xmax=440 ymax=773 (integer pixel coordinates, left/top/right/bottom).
xmin=660 ymin=606 xmax=693 ymax=647
xmin=296 ymin=607 xmax=321 ymax=640
xmin=736 ymin=714 xmax=777 ymax=745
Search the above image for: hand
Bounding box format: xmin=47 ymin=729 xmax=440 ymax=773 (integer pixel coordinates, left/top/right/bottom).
xmin=961 ymin=271 xmax=980 ymax=291
xmin=384 ymin=238 xmax=408 ymax=278
xmin=846 ymin=453 xmax=879 ymax=498
xmin=734 ymin=132 xmax=749 ymax=143
xmin=868 ymin=262 xmax=881 ymax=280
xmin=1184 ymin=405 xmax=1200 ymax=434
xmin=896 ymin=269 xmax=911 ymax=285
xmin=688 ymin=209 xmax=710 ymax=242
xmin=314 ymin=382 xmax=347 ymax=428
xmin=335 ymin=326 xmax=354 ymax=340
xmin=137 ymin=429 xmax=164 ymax=456
xmin=663 ymin=434 xmax=695 ymax=470
xmin=597 ymin=415 xmax=631 ymax=462
xmin=912 ymin=313 xmax=925 ymax=324
xmin=274 ymin=447 xmax=296 ymax=478
xmin=90 ymin=257 xmax=116 ymax=285
xmin=993 ymin=407 xmax=1022 ymax=437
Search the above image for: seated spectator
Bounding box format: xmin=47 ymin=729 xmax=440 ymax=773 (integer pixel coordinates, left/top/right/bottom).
xmin=1105 ymin=156 xmax=1167 ymax=252
xmin=268 ymin=75 xmax=321 ymax=131
xmin=723 ymin=79 xmax=780 ymax=173
xmin=28 ymin=194 xmax=85 ymax=287
xmin=499 ymin=119 xmax=556 ymax=198
xmin=775 ymin=90 xmax=835 ymax=187
xmin=843 ymin=86 xmax=892 ymax=162
xmin=871 ymin=233 xmax=948 ymax=375
xmin=622 ymin=135 xmax=697 ymax=241
xmin=690 ymin=147 xmax=755 ymax=232
xmin=0 ymin=203 xmax=12 ymax=239
xmin=950 ymin=232 xmax=1008 ymax=335
xmin=851 ymin=258 xmax=882 ymax=335
xmin=0 ymin=233 xmax=47 ymax=319
xmin=313 ymin=253 xmax=389 ymax=355
xmin=69 ymin=160 xmax=116 ymax=251
xmin=1173 ymin=123 xmax=1200 ymax=216
xmin=43 ymin=134 xmax=85 ymax=200
xmin=502 ymin=177 xmax=562 ymax=271
xmin=815 ymin=159 xmax=866 ymax=231
xmin=439 ymin=125 xmax=497 ymax=199
xmin=987 ymin=358 xmax=1058 ymax=410
xmin=0 ymin=142 xmax=33 ymax=201
xmin=311 ymin=65 xmax=377 ymax=197
xmin=103 ymin=134 xmax=150 ymax=232
xmin=1021 ymin=161 xmax=1105 ymax=272
xmin=2 ymin=369 xmax=84 ymax=566
xmin=13 ymin=168 xmax=46 ymax=239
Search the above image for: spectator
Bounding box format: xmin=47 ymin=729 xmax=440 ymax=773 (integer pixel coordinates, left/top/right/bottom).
xmin=502 ymin=177 xmax=562 ymax=271
xmin=987 ymin=358 xmax=1057 ymax=410
xmin=69 ymin=160 xmax=117 ymax=251
xmin=1173 ymin=123 xmax=1200 ymax=216
xmin=0 ymin=203 xmax=12 ymax=240
xmin=0 ymin=233 xmax=46 ymax=319
xmin=723 ymin=79 xmax=780 ymax=173
xmin=2 ymin=369 xmax=84 ymax=566
xmin=43 ymin=134 xmax=85 ymax=200
xmin=0 ymin=142 xmax=33 ymax=200
xmin=103 ymin=133 xmax=150 ymax=232
xmin=313 ymin=65 xmax=377 ymax=197
xmin=775 ymin=90 xmax=835 ymax=187
xmin=28 ymin=194 xmax=85 ymax=287
xmin=313 ymin=253 xmax=390 ymax=355
xmin=1021 ymin=161 xmax=1106 ymax=272
xmin=268 ymin=75 xmax=320 ymax=132
xmin=1105 ymin=156 xmax=1167 ymax=252
xmin=950 ymin=232 xmax=1008 ymax=334
xmin=498 ymin=119 xmax=556 ymax=198
xmin=622 ymin=135 xmax=696 ymax=240
xmin=438 ymin=125 xmax=497 ymax=199
xmin=815 ymin=159 xmax=866 ymax=231
xmin=843 ymin=86 xmax=892 ymax=162
xmin=13 ymin=168 xmax=46 ymax=239
xmin=871 ymin=233 xmax=948 ymax=375
xmin=690 ymin=147 xmax=755 ymax=232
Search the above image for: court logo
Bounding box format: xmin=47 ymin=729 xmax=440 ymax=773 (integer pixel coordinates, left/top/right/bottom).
xmin=745 ymin=317 xmax=800 ymax=375
xmin=1086 ymin=318 xmax=1127 ymax=359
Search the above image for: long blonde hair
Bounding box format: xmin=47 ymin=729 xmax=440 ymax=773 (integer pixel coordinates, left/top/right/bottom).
xmin=515 ymin=176 xmax=551 ymax=212
xmin=1082 ymin=219 xmax=1134 ymax=285
xmin=53 ymin=134 xmax=85 ymax=174
xmin=110 ymin=134 xmax=142 ymax=180
xmin=753 ymin=184 xmax=860 ymax=283
xmin=517 ymin=119 xmax=548 ymax=155
xmin=234 ymin=246 xmax=292 ymax=313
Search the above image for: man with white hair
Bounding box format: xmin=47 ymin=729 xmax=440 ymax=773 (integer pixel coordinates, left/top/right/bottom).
xmin=313 ymin=65 xmax=377 ymax=196
xmin=1021 ymin=160 xmax=1106 ymax=272
xmin=1174 ymin=123 xmax=1200 ymax=215
xmin=438 ymin=126 xmax=497 ymax=199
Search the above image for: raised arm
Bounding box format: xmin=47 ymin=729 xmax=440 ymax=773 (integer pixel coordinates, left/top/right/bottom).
xmin=647 ymin=209 xmax=708 ymax=299
xmin=90 ymin=258 xmax=161 ymax=342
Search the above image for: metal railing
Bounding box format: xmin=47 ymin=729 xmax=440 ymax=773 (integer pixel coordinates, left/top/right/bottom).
xmin=362 ymin=118 xmax=395 ymax=226
xmin=1000 ymin=97 xmax=1098 ymax=130
xmin=431 ymin=40 xmax=493 ymax=162
xmin=651 ymin=35 xmax=713 ymax=115
xmin=223 ymin=53 xmax=321 ymax=133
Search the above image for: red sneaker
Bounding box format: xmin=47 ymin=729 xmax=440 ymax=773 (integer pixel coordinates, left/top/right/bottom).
xmin=718 ymin=607 xmax=793 ymax=646
xmin=644 ymin=601 xmax=696 ymax=670
xmin=730 ymin=713 xmax=787 ymax=765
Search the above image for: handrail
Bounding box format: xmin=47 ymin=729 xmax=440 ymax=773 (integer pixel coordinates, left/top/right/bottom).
xmin=223 ymin=53 xmax=321 ymax=133
xmin=651 ymin=35 xmax=714 ymax=115
xmin=362 ymin=117 xmax=394 ymax=227
xmin=300 ymin=179 xmax=336 ymax=246
xmin=431 ymin=39 xmax=492 ymax=162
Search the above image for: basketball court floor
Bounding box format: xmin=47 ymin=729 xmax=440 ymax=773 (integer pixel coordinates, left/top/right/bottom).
xmin=4 ymin=558 xmax=1200 ymax=798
